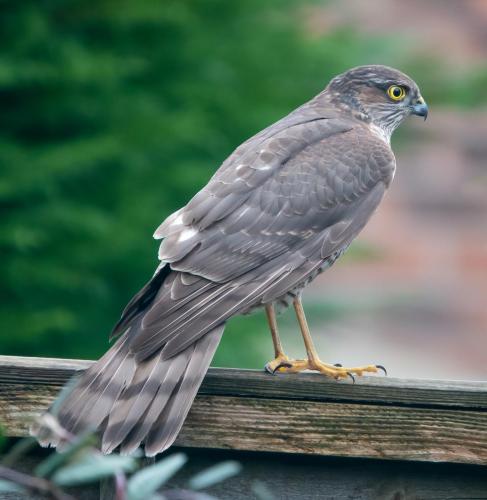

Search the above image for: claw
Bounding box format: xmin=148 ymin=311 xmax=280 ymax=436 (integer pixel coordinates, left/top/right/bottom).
xmin=264 ymin=364 xmax=275 ymax=375
xmin=346 ymin=372 xmax=356 ymax=383
xmin=376 ymin=364 xmax=387 ymax=376
xmin=276 ymin=361 xmax=293 ymax=371
xmin=265 ymin=361 xmax=293 ymax=375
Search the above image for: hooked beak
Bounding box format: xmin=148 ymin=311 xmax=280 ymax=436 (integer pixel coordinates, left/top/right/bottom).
xmin=411 ymin=96 xmax=428 ymax=120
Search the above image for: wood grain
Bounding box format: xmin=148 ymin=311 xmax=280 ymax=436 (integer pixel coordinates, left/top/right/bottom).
xmin=1 ymin=355 xmax=487 ymax=465
xmin=1 ymin=355 xmax=486 ymax=408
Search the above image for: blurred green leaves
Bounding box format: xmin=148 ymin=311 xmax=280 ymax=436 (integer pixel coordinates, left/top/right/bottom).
xmin=0 ymin=479 xmax=27 ymax=494
xmin=0 ymin=0 xmax=484 ymax=364
xmin=0 ymin=429 xmax=245 ymax=498
xmin=52 ymin=454 xmax=137 ymax=486
xmin=0 ymin=0 xmax=386 ymax=361
xmin=188 ymin=461 xmax=242 ymax=491
xmin=126 ymin=453 xmax=187 ymax=500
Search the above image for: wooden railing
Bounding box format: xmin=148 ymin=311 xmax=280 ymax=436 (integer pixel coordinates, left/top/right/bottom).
xmin=1 ymin=355 xmax=486 ymax=498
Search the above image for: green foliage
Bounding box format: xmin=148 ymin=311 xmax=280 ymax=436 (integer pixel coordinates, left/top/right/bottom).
xmin=1 ymin=436 xmax=37 ymax=468
xmin=0 ymin=479 xmax=27 ymax=494
xmin=0 ymin=430 xmax=245 ymax=499
xmin=0 ymin=427 xmax=5 ymax=454
xmin=126 ymin=453 xmax=187 ymax=500
xmin=0 ymin=1 xmax=484 ymax=364
xmin=0 ymin=0 xmax=384 ymax=362
xmin=35 ymin=431 xmax=98 ymax=478
xmin=52 ymin=453 xmax=137 ymax=486
xmin=188 ymin=460 xmax=242 ymax=491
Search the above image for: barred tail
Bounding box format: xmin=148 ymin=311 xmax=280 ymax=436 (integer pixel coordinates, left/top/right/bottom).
xmin=31 ymin=324 xmax=224 ymax=456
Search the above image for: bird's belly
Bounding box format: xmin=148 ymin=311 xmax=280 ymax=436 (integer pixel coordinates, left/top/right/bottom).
xmin=242 ymin=247 xmax=347 ymax=315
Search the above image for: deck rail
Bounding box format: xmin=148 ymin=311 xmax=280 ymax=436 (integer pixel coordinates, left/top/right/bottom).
xmin=1 ymin=354 xmax=486 ymax=466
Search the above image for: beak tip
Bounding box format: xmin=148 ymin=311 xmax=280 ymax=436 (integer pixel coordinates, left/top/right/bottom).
xmin=412 ymin=102 xmax=429 ymax=120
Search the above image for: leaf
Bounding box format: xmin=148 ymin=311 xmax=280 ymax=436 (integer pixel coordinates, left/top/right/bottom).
xmin=49 ymin=375 xmax=82 ymax=417
xmin=35 ymin=430 xmax=97 ymax=478
xmin=0 ymin=479 xmax=27 ymax=493
xmin=127 ymin=453 xmax=187 ymax=500
xmin=188 ymin=461 xmax=242 ymax=491
xmin=126 ymin=447 xmax=144 ymax=458
xmin=1 ymin=437 xmax=38 ymax=467
xmin=52 ymin=453 xmax=136 ymax=486
xmin=252 ymin=480 xmax=276 ymax=500
xmin=0 ymin=426 xmax=5 ymax=453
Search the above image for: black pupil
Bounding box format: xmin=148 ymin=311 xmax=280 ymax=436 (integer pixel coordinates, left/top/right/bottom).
xmin=393 ymin=87 xmax=401 ymax=97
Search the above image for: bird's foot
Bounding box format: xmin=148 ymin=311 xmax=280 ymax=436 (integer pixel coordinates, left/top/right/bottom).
xmin=264 ymin=354 xmax=300 ymax=374
xmin=270 ymin=358 xmax=387 ymax=381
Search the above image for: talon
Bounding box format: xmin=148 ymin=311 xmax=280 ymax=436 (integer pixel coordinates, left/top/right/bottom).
xmin=266 ymin=357 xmax=383 ymax=380
xmin=265 ymin=363 xmax=276 ymax=375
xmin=264 ymin=355 xmax=295 ymax=375
xmin=275 ymin=362 xmax=293 ymax=372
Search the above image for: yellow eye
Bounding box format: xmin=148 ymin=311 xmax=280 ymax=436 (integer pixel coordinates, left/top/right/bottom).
xmin=387 ymin=85 xmax=406 ymax=101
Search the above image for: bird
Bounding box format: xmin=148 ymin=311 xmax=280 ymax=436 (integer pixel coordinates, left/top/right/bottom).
xmin=31 ymin=65 xmax=428 ymax=457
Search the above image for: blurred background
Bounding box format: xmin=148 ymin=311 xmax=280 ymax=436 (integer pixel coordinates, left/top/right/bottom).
xmin=1 ymin=0 xmax=486 ymax=380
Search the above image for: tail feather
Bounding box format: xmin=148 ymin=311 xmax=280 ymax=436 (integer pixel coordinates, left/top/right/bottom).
xmin=61 ymin=335 xmax=129 ymax=427
xmin=32 ymin=324 xmax=224 ymax=455
xmin=71 ymin=353 xmax=136 ymax=436
xmin=31 ymin=267 xmax=227 ymax=455
xmin=144 ymin=326 xmax=223 ymax=455
xmin=60 ymin=336 xmax=136 ymax=435
xmin=102 ymin=347 xmax=189 ymax=453
xmin=34 ymin=334 xmax=133 ymax=445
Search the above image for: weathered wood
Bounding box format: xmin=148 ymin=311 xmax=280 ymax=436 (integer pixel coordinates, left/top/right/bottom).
xmin=180 ymin=396 xmax=487 ymax=464
xmin=7 ymin=450 xmax=487 ymax=500
xmin=5 ymin=450 xmax=487 ymax=500
xmin=1 ymin=355 xmax=487 ymax=466
xmin=1 ymin=355 xmax=486 ymax=408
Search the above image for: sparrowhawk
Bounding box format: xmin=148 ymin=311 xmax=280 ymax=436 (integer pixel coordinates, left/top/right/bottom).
xmin=32 ymin=65 xmax=428 ymax=456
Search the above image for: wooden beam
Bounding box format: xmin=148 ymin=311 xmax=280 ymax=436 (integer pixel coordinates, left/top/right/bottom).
xmin=0 ymin=355 xmax=486 ymax=465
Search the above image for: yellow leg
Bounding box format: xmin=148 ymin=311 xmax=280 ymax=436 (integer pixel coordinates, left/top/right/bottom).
xmin=274 ymin=296 xmax=386 ymax=380
xmin=264 ymin=304 xmax=294 ymax=373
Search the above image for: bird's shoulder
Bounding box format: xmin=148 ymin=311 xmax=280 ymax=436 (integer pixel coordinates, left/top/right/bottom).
xmin=153 ymin=114 xmax=395 ymax=281
xmin=311 ymin=121 xmax=396 ymax=188
xmin=155 ymin=108 xmax=392 ymax=237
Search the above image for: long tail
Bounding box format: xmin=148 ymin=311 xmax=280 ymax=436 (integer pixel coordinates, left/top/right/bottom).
xmin=31 ymin=270 xmax=225 ymax=456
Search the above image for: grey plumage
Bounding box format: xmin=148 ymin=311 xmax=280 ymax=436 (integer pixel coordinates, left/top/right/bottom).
xmin=31 ymin=65 xmax=427 ymax=455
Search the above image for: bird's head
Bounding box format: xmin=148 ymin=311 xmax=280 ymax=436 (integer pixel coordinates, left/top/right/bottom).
xmin=325 ymin=65 xmax=428 ymax=138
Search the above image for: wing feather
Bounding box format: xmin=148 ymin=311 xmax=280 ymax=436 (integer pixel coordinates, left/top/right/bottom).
xmin=128 ymin=113 xmax=395 ymax=360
